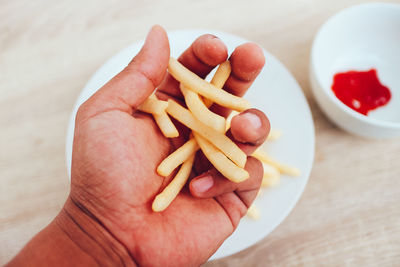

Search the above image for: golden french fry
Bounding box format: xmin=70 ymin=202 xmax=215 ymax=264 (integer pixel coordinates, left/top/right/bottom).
xmin=247 ymin=204 xmax=260 ymax=220
xmin=253 ymin=149 xmax=301 ymax=176
xmin=168 ymin=58 xmax=250 ymax=111
xmin=156 ymin=61 xmax=232 ymax=175
xmin=152 ymin=154 xmax=195 ymax=212
xmin=203 ymin=61 xmax=232 ymax=107
xmin=262 ymin=163 xmax=280 ymax=187
xmin=262 ymin=174 xmax=280 ymax=187
xmin=225 ymin=110 xmax=239 ymax=132
xmin=143 ymin=57 xmax=298 ymax=213
xmin=167 ymin=100 xmax=247 ymax=168
xmin=263 ymin=162 xmax=280 ymax=177
xmin=267 ymin=129 xmax=282 ymax=141
xmin=210 ymin=61 xmax=231 ymax=89
xmin=153 ymin=112 xmax=179 ymax=138
xmin=251 ymin=148 xmax=268 ymax=162
xmin=157 ymin=138 xmax=199 ymax=177
xmin=181 ymin=84 xmax=226 ymax=133
xmin=147 ymin=94 xmax=179 ymax=138
xmin=194 ymin=133 xmax=249 ymax=183
xmin=138 ymin=98 xmax=168 ymax=115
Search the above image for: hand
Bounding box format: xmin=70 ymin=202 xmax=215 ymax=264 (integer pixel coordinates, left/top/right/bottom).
xmin=9 ymin=25 xmax=269 ymax=267
xmin=70 ymin=25 xmax=269 ymax=266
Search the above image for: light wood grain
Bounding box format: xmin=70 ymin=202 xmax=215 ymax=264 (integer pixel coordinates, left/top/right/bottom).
xmin=1 ymin=0 xmax=399 ymax=265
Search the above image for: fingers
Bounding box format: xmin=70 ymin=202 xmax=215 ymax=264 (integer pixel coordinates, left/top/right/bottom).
xmin=155 ymin=36 xmax=227 ymax=151
xmin=192 ymin=43 xmax=267 ymax=177
xmin=191 ymin=109 xmax=268 ymax=197
xmin=182 ymin=34 xmax=228 ymax=77
xmin=157 ymin=34 xmax=228 ymax=99
xmin=190 ymin=157 xmax=263 ymax=201
xmin=229 ymin=43 xmax=266 ymax=82
xmin=193 ymin=157 xmax=263 ymax=228
xmin=215 ymin=192 xmax=248 ymax=228
xmin=193 ymin=109 xmax=269 ymax=174
xmin=228 ymin=108 xmax=270 ymax=153
xmin=78 ymin=25 xmax=170 ymax=119
xmin=211 ymin=42 xmax=265 ymax=118
xmin=211 ymin=158 xmax=263 ymax=228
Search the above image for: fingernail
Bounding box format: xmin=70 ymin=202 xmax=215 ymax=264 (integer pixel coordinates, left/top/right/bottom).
xmin=240 ymin=112 xmax=262 ymax=129
xmin=192 ymin=175 xmax=214 ymax=193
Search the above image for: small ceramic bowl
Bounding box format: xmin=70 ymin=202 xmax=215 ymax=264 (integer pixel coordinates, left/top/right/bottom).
xmin=310 ymin=3 xmax=400 ymax=138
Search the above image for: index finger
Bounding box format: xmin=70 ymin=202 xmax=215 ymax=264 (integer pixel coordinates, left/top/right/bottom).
xmin=210 ymin=42 xmax=265 ymax=118
xmin=157 ymin=34 xmax=228 ymax=100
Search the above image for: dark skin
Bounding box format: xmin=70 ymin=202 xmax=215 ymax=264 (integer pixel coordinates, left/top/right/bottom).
xmin=7 ymin=25 xmax=269 ymax=267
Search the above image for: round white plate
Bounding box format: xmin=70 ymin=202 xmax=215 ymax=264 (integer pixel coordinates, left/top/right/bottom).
xmin=65 ymin=30 xmax=315 ymax=260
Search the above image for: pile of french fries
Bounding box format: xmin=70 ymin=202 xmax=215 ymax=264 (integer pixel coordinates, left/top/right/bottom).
xmin=246 ymin=133 xmax=301 ymax=219
xmin=138 ymin=57 xmax=300 ymax=213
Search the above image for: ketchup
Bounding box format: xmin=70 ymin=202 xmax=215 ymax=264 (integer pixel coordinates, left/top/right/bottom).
xmin=331 ymin=69 xmax=391 ymax=115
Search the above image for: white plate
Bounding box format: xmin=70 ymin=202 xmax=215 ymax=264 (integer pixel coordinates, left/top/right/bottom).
xmin=65 ymin=30 xmax=315 ymax=260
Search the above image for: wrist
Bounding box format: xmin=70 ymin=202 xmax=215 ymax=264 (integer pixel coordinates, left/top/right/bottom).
xmin=7 ymin=197 xmax=136 ymax=267
xmin=55 ymin=197 xmax=137 ymax=266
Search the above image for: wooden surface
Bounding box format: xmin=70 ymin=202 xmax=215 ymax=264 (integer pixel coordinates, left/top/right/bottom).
xmin=1 ymin=0 xmax=399 ymax=265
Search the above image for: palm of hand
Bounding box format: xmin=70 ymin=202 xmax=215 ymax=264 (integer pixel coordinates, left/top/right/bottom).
xmin=71 ymin=106 xmax=233 ymax=266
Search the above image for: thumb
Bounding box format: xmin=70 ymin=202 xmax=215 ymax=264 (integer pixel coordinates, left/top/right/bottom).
xmin=82 ymin=25 xmax=170 ymax=117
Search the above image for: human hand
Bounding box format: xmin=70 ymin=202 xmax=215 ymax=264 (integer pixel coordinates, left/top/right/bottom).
xmin=67 ymin=25 xmax=269 ymax=266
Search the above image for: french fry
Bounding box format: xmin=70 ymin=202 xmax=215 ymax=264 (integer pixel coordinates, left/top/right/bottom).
xmin=144 ymin=59 xmax=300 ymax=215
xmin=166 ymin=99 xmax=247 ymax=168
xmin=210 ymin=61 xmax=231 ymax=90
xmin=262 ymin=174 xmax=280 ymax=187
xmin=138 ymin=98 xmax=168 ymax=115
xmin=194 ymin=133 xmax=249 ymax=183
xmin=157 ymin=61 xmax=232 ymax=175
xmin=181 ymin=84 xmax=226 ymax=133
xmin=156 ymin=60 xmax=232 ymax=177
xmin=204 ymin=61 xmax=232 ymax=107
xmin=225 ymin=110 xmax=239 ymax=132
xmin=262 ymin=163 xmax=280 ymax=187
xmin=253 ymin=149 xmax=301 ymax=176
xmin=146 ymin=95 xmax=179 ymax=138
xmin=157 ymin=138 xmax=199 ymax=177
xmin=153 ymin=112 xmax=179 ymax=138
xmin=247 ymin=205 xmax=260 ymax=220
xmin=267 ymin=129 xmax=282 ymax=141
xmin=152 ymin=154 xmax=195 ymax=212
xmin=168 ymin=58 xmax=250 ymax=111
xmin=263 ymin=162 xmax=280 ymax=177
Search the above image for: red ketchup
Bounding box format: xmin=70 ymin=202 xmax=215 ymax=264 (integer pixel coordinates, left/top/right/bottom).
xmin=331 ymin=69 xmax=391 ymax=115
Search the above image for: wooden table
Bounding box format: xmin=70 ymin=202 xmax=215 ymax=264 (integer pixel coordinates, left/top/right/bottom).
xmin=1 ymin=0 xmax=399 ymax=265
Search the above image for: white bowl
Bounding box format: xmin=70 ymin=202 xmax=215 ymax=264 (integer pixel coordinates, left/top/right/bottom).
xmin=310 ymin=3 xmax=400 ymax=138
